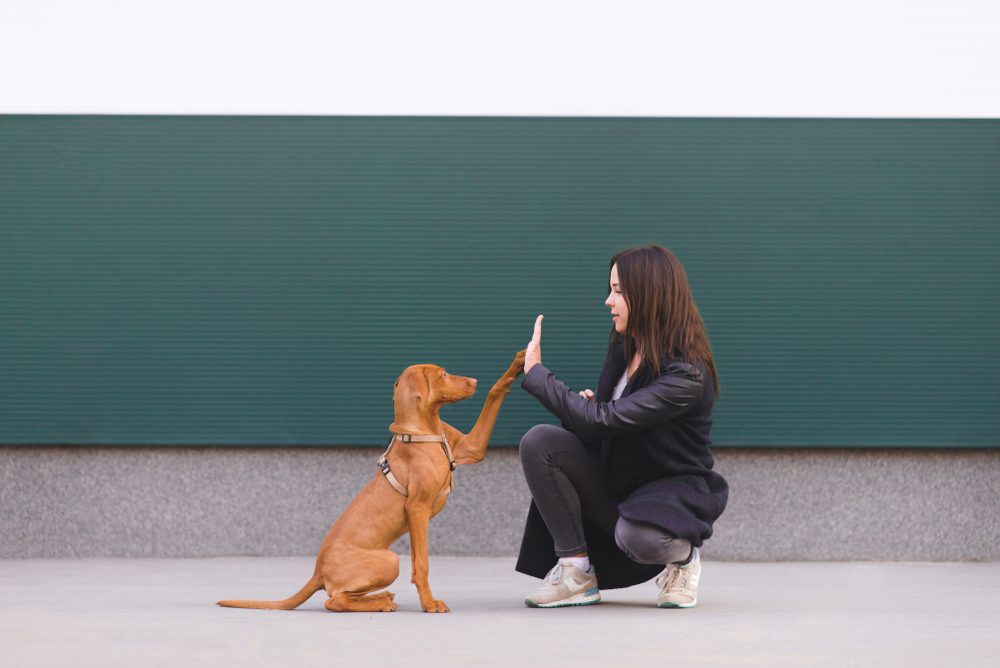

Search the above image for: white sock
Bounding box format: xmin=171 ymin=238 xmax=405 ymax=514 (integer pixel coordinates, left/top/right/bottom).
xmin=559 ymin=556 xmax=591 ymax=572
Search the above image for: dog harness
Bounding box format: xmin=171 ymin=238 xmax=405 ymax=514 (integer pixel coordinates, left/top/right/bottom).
xmin=377 ymin=433 xmax=456 ymax=498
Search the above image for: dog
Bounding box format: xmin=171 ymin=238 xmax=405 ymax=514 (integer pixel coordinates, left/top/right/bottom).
xmin=217 ymin=350 xmax=525 ymax=613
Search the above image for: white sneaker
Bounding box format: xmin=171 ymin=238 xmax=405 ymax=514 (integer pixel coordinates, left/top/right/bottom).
xmin=656 ymin=548 xmax=701 ymax=608
xmin=525 ymin=561 xmax=601 ymax=608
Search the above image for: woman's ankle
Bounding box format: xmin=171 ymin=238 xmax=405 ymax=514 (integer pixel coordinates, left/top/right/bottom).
xmin=558 ymin=554 xmax=592 ymax=572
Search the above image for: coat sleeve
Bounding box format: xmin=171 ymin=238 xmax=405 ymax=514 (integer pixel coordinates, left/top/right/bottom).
xmin=521 ymin=362 xmax=705 ymax=442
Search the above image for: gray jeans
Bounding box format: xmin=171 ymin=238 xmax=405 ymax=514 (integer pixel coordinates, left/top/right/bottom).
xmin=519 ymin=423 xmax=692 ymax=565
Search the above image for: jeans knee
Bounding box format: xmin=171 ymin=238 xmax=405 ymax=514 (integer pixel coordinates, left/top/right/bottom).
xmin=615 ymin=518 xmax=650 ymax=562
xmin=615 ymin=517 xmax=689 ymax=565
xmin=518 ymin=424 xmax=561 ymax=465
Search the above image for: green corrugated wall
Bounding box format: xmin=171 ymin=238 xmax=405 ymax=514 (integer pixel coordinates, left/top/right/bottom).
xmin=1 ymin=116 xmax=998 ymax=447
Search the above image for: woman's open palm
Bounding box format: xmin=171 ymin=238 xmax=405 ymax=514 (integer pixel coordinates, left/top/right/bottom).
xmin=525 ymin=314 xmax=544 ymax=373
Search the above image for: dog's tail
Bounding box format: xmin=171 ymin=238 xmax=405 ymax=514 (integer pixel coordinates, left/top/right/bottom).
xmin=217 ymin=576 xmax=323 ymax=610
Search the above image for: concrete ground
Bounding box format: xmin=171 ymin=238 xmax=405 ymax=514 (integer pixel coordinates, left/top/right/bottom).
xmin=1 ymin=557 xmax=998 ymax=667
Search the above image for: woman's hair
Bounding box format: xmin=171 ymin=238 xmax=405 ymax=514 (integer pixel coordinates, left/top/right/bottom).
xmin=609 ymin=245 xmax=719 ymax=396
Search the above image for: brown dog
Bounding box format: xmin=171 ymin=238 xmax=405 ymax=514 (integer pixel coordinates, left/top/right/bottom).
xmin=217 ymin=350 xmax=525 ymax=613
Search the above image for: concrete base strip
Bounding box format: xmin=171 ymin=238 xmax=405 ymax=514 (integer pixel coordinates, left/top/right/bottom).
xmin=1 ymin=557 xmax=998 ymax=667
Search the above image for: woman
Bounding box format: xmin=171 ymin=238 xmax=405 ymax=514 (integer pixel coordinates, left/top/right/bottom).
xmin=516 ymin=245 xmax=728 ymax=608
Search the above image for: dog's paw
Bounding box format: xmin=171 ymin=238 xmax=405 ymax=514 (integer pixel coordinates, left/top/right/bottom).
xmin=423 ymin=599 xmax=450 ymax=613
xmin=507 ymin=349 xmax=527 ymax=377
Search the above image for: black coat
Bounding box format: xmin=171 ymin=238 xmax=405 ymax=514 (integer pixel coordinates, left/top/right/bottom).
xmin=515 ymin=341 xmax=729 ymax=590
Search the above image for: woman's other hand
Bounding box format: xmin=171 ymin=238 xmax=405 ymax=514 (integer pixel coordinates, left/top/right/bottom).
xmin=578 ymin=389 xmax=595 ymax=401
xmin=525 ymin=314 xmax=544 ymax=373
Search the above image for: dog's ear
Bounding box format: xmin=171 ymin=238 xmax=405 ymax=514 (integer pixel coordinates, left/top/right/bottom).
xmin=417 ymin=366 xmax=434 ymax=402
xmin=394 ymin=366 xmax=428 ymax=405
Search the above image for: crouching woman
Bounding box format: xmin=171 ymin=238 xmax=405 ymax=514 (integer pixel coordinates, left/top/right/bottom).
xmin=516 ymin=245 xmax=728 ymax=608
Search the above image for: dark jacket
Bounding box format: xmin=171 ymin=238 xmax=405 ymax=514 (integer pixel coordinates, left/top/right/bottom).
xmin=515 ymin=341 xmax=729 ymax=590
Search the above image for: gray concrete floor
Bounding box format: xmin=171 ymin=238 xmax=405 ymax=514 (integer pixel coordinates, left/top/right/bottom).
xmin=1 ymin=557 xmax=998 ymax=667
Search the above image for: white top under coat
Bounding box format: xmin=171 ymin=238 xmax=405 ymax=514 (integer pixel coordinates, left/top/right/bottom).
xmin=612 ymin=371 xmax=629 ymax=401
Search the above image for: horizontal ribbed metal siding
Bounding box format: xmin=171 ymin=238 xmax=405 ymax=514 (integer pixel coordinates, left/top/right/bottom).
xmin=1 ymin=116 xmax=997 ymax=446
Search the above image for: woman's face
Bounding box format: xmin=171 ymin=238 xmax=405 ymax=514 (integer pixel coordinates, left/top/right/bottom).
xmin=605 ymin=263 xmax=629 ymax=334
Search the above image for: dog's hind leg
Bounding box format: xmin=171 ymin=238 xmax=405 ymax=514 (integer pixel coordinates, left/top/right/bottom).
xmin=323 ymin=549 xmax=400 ymax=612
xmin=325 ymin=590 xmax=398 ymax=612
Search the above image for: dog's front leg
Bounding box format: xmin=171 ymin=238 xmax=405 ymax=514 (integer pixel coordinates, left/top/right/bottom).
xmin=404 ymin=485 xmax=449 ymax=613
xmin=451 ymin=350 xmax=525 ymax=465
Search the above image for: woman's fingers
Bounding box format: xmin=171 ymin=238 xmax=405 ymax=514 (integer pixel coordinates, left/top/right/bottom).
xmin=578 ymin=389 xmax=595 ymax=400
xmin=531 ymin=314 xmax=544 ymax=345
xmin=525 ymin=314 xmax=544 ymax=373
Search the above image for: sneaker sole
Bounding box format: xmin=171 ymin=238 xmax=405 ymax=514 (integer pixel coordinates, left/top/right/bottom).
xmin=525 ymin=589 xmax=601 ymax=608
xmin=657 ymin=600 xmax=697 ymax=609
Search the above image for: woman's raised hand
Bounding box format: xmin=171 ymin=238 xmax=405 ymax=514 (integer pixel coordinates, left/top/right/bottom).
xmin=578 ymin=389 xmax=595 ymax=401
xmin=525 ymin=314 xmax=544 ymax=373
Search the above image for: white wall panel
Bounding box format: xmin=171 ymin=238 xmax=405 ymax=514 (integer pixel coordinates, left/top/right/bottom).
xmin=1 ymin=0 xmax=998 ymax=117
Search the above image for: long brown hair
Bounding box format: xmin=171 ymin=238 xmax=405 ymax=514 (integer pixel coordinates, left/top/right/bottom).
xmin=608 ymin=245 xmax=719 ymax=396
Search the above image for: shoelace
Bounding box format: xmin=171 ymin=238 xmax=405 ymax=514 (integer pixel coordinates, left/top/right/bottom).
xmin=656 ymin=566 xmax=679 ymax=592
xmin=547 ymin=564 xmax=564 ymax=584
xmin=658 ymin=566 xmax=696 ymax=595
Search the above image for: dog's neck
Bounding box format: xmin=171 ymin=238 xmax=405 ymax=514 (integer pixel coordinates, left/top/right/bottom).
xmin=390 ymin=402 xmax=444 ymax=437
